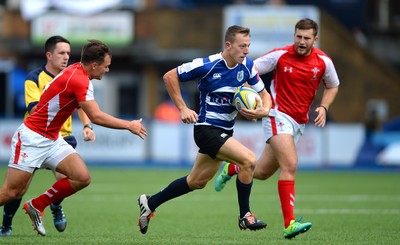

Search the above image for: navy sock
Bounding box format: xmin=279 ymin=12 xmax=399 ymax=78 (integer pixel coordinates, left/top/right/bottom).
xmin=3 ymin=198 xmax=22 ymax=227
xmin=148 ymin=176 xmax=192 ymax=211
xmin=236 ymin=177 xmax=253 ymax=218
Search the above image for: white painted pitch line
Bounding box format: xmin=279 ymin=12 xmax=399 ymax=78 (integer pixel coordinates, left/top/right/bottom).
xmin=296 ymin=209 xmax=400 ymax=215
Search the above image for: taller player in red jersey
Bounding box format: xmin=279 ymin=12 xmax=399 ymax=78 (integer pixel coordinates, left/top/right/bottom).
xmin=0 ymin=40 xmax=147 ymax=236
xmin=214 ymin=18 xmax=340 ymax=239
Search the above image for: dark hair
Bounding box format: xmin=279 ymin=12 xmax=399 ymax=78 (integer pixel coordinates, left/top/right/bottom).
xmin=80 ymin=39 xmax=112 ymax=65
xmin=295 ymin=18 xmax=319 ymax=36
xmin=45 ymin=35 xmax=70 ymax=53
xmin=225 ymin=25 xmax=250 ymax=43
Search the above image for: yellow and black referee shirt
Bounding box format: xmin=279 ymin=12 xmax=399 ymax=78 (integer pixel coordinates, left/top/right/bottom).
xmin=24 ymin=65 xmax=73 ymax=138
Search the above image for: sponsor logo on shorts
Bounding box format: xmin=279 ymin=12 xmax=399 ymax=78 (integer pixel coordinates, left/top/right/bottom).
xmin=21 ymin=152 xmax=28 ymax=162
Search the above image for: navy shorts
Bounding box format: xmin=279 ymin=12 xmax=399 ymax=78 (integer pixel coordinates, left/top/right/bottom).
xmin=194 ymin=125 xmax=233 ymax=159
xmin=63 ymin=135 xmax=77 ymax=149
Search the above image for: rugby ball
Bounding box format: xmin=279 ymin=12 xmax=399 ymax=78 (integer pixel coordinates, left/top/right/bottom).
xmin=234 ymin=87 xmax=262 ymax=111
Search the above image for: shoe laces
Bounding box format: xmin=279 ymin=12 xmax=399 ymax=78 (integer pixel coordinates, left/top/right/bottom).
xmin=51 ymin=205 xmax=65 ymax=220
xmin=294 ymin=217 xmax=304 ymax=223
xmin=243 ymin=213 xmax=256 ymax=224
xmin=287 ymin=217 xmax=305 ymax=230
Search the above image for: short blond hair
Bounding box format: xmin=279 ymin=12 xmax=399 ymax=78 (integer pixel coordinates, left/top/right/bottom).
xmin=224 ymin=25 xmax=250 ymax=43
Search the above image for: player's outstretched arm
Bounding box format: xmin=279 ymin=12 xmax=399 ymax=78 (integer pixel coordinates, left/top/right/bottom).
xmin=79 ymin=100 xmax=147 ymax=139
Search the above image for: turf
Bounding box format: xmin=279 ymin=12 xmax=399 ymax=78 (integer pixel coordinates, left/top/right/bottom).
xmin=0 ymin=167 xmax=399 ymax=244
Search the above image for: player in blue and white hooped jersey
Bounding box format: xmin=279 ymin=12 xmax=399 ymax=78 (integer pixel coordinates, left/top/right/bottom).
xmin=137 ymin=25 xmax=272 ymax=234
xmin=177 ymin=52 xmax=265 ymax=130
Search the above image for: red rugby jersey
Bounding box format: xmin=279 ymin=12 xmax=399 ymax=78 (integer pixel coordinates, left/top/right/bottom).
xmin=24 ymin=62 xmax=94 ymax=140
xmin=255 ymin=44 xmax=340 ymax=124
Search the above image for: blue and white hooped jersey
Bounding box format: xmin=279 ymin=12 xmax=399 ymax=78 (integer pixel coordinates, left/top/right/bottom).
xmin=177 ymin=53 xmax=265 ymax=130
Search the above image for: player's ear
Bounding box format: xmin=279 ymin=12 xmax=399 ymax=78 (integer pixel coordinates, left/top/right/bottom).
xmin=225 ymin=40 xmax=232 ymax=49
xmin=91 ymin=62 xmax=97 ymax=70
xmin=46 ymin=51 xmax=52 ymax=60
xmin=313 ymin=35 xmax=319 ymax=44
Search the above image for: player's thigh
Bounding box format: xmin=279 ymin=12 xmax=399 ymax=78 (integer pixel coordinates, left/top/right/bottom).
xmin=269 ymin=133 xmax=298 ymax=169
xmin=216 ymin=137 xmax=256 ymax=168
xmin=1 ymin=167 xmax=33 ymax=198
xmin=255 ymin=144 xmax=279 ymax=179
xmin=55 ymin=153 xmax=90 ymax=181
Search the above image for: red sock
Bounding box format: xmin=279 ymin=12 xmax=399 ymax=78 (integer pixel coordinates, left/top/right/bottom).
xmin=228 ymin=163 xmax=240 ymax=176
xmin=278 ymin=180 xmax=295 ymax=228
xmin=31 ymin=178 xmax=76 ymax=212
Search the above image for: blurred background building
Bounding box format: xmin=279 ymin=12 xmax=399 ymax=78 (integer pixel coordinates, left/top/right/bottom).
xmin=1 ymin=0 xmax=399 ymax=168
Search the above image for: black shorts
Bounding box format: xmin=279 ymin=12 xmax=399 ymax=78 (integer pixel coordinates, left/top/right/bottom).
xmin=194 ymin=125 xmax=233 ymax=159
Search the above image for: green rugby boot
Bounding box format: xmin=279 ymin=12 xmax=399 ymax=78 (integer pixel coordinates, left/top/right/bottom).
xmin=214 ymin=162 xmax=232 ymax=192
xmin=283 ymin=217 xmax=312 ymax=239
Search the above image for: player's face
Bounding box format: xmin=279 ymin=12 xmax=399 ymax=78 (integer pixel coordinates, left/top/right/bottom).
xmin=226 ymin=33 xmax=250 ymax=67
xmin=294 ymin=28 xmax=318 ymax=56
xmin=90 ymin=54 xmax=111 ymax=80
xmin=48 ymin=42 xmax=70 ymax=72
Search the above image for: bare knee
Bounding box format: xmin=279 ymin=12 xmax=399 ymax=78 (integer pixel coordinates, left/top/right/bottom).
xmin=78 ymin=174 xmax=91 ymax=189
xmin=239 ymin=152 xmax=257 ymax=173
xmin=253 ymin=160 xmax=278 ymax=180
xmin=280 ymin=161 xmax=298 ymax=179
xmin=186 ymin=174 xmax=210 ymax=190
xmin=187 ymin=178 xmax=207 ymax=190
xmin=1 ymin=190 xmax=16 ymax=201
xmin=0 ymin=187 xmax=24 ymax=204
xmin=254 ymin=169 xmax=275 ymax=180
xmin=285 ymin=159 xmax=297 ymax=173
xmin=69 ymin=174 xmax=91 ymax=191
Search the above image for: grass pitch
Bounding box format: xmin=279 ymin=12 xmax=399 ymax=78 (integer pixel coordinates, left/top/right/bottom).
xmin=0 ymin=167 xmax=399 ymax=244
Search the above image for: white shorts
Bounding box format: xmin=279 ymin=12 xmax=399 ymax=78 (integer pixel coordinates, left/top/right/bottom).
xmin=262 ymin=109 xmax=305 ymax=144
xmin=8 ymin=123 xmax=77 ymax=173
